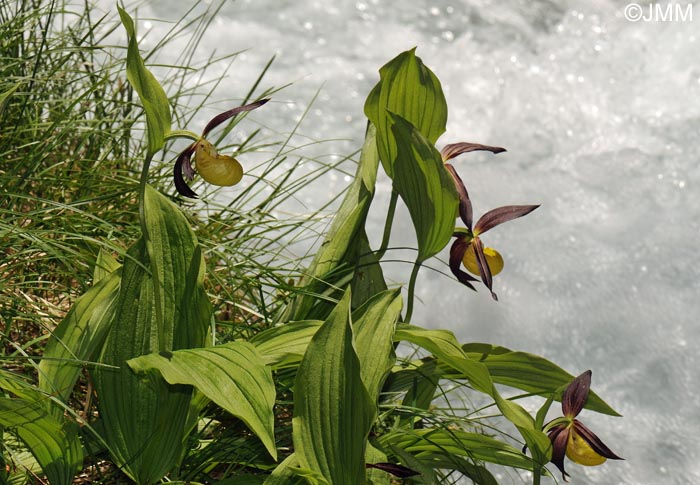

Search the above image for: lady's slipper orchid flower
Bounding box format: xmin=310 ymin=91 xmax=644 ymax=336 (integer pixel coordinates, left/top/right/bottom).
xmin=441 ymin=143 xmax=538 ymax=300
xmin=545 ymin=370 xmax=623 ymax=481
xmin=174 ymin=99 xmax=269 ymax=198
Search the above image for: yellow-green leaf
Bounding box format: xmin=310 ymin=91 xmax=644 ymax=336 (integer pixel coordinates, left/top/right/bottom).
xmin=117 ymin=6 xmax=171 ymax=155
xmin=292 ymin=290 xmax=374 ymax=485
xmin=128 ymin=341 xmax=277 ymax=460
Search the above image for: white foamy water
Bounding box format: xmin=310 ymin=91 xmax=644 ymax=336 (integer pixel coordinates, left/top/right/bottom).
xmin=103 ymin=1 xmax=700 ymax=483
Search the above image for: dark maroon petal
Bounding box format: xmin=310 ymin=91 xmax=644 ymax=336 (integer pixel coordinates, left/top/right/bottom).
xmin=366 ymin=462 xmax=420 ymax=478
xmin=180 ymin=144 xmax=197 ymax=180
xmin=548 ymin=426 xmax=571 ymax=481
xmin=562 ymin=370 xmax=591 ymax=418
xmin=449 ymin=238 xmax=479 ymax=290
xmin=445 ymin=163 xmax=473 ymax=230
xmin=573 ymin=420 xmax=624 ymax=460
xmin=174 ymin=144 xmax=198 ymax=198
xmin=473 ymin=204 xmax=540 ymax=235
xmin=440 ymin=142 xmax=506 ymax=161
xmin=202 ymin=98 xmax=270 ymax=137
xmin=472 ymin=237 xmax=497 ymax=301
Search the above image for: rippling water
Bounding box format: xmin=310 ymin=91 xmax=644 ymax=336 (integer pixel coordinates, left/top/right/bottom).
xmin=105 ymin=1 xmax=700 ymax=483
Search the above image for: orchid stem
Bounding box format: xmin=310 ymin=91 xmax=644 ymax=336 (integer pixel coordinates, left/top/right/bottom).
xmin=138 ymin=152 xmax=154 ymax=231
xmin=404 ymin=259 xmax=422 ymax=323
xmin=533 ymin=466 xmax=542 ymax=485
xmin=375 ymin=190 xmax=398 ymax=261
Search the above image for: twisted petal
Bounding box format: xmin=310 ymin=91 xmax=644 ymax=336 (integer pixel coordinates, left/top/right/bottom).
xmin=548 ymin=425 xmax=571 ymax=482
xmin=441 ymin=142 xmax=506 ymax=161
xmin=572 ymin=420 xmax=623 ymax=461
xmin=472 ymin=237 xmax=497 ymax=301
xmin=365 ymin=462 xmax=419 ymax=478
xmin=445 ymin=163 xmax=473 ymax=230
xmin=449 ymin=237 xmax=478 ymax=291
xmin=202 ymin=98 xmax=270 ymax=137
xmin=563 ymin=370 xmax=592 ymax=418
xmin=174 ymin=143 xmax=198 ymax=198
xmin=474 ymin=204 xmax=540 ymax=235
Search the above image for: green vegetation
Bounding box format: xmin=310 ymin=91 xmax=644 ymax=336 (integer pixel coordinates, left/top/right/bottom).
xmin=1 ymin=1 xmax=622 ymax=484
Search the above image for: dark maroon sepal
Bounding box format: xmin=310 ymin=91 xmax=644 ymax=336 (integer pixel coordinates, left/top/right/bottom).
xmin=441 ymin=142 xmax=506 ymax=161
xmin=474 ymin=204 xmax=540 ymax=235
xmin=202 ymin=98 xmax=270 ymax=137
xmin=563 ymin=370 xmax=592 ymax=418
xmin=449 ymin=238 xmax=478 ymax=291
xmin=573 ymin=420 xmax=624 ymax=460
xmin=472 ymin=237 xmax=497 ymax=301
xmin=365 ymin=462 xmax=420 ymax=478
xmin=547 ymin=425 xmax=571 ymax=481
xmin=445 ymin=163 xmax=473 ymax=230
xmin=174 ymin=145 xmax=198 ymax=198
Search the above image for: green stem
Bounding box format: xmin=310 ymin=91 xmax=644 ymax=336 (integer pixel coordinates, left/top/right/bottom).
xmin=533 ymin=467 xmax=541 ymax=485
xmin=403 ymin=259 xmax=422 ymax=323
xmin=375 ymin=190 xmax=398 ymax=261
xmin=138 ymin=152 xmax=154 ymax=232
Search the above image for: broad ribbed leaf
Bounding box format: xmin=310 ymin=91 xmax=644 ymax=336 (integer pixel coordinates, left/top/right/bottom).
xmin=381 ymin=429 xmax=539 ymax=472
xmin=250 ymin=320 xmax=323 ymax=368
xmin=38 ymin=270 xmax=119 ymax=404
xmin=463 ymin=343 xmax=620 ymax=416
xmin=364 ymin=48 xmax=447 ymax=177
xmin=394 ymin=324 xmax=492 ymax=394
xmin=350 ymin=232 xmax=388 ymax=308
xmin=285 ymin=125 xmax=382 ymax=321
xmin=0 ymin=397 xmax=83 ymax=485
xmin=389 ymin=114 xmax=458 ymax=262
xmin=128 ymin=342 xmax=276 ymax=459
xmin=94 ymin=185 xmax=209 ymax=484
xmin=352 ymin=289 xmax=402 ymax=400
xmin=117 ymin=6 xmax=171 ymax=155
xmin=263 ymin=454 xmax=309 ymax=485
xmin=292 ymin=290 xmax=374 ymax=485
xmin=394 ymin=324 xmax=551 ymax=466
xmin=93 ymin=248 xmax=121 ymax=283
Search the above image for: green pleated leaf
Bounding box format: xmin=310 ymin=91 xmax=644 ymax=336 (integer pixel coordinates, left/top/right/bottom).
xmin=350 ymin=232 xmax=388 ymax=308
xmin=250 ymin=320 xmax=323 ymax=369
xmin=364 ymin=48 xmax=448 ymax=177
xmin=388 ymin=113 xmax=458 ymax=262
xmin=394 ymin=324 xmax=552 ymax=466
xmin=292 ymin=290 xmax=374 ymax=485
xmin=0 ymin=397 xmax=83 ymax=485
xmin=117 ymin=6 xmax=171 ymax=155
xmin=463 ymin=343 xmax=621 ymax=416
xmin=93 ymin=247 xmax=121 ymax=283
xmin=94 ymin=186 xmax=209 ymax=484
xmin=284 ymin=125 xmax=383 ymax=321
xmin=128 ymin=341 xmax=276 ymax=459
xmin=263 ymin=454 xmax=308 ymax=485
xmin=38 ymin=270 xmax=120 ymax=404
xmin=142 ymin=184 xmax=205 ymax=349
xmin=352 ymin=289 xmax=402 ymax=401
xmin=380 ymin=428 xmax=540 ymax=472
xmin=394 ymin=324 xmax=492 ymax=394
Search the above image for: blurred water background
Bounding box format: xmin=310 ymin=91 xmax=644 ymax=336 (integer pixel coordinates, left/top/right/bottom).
xmin=99 ymin=1 xmax=700 ymax=483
